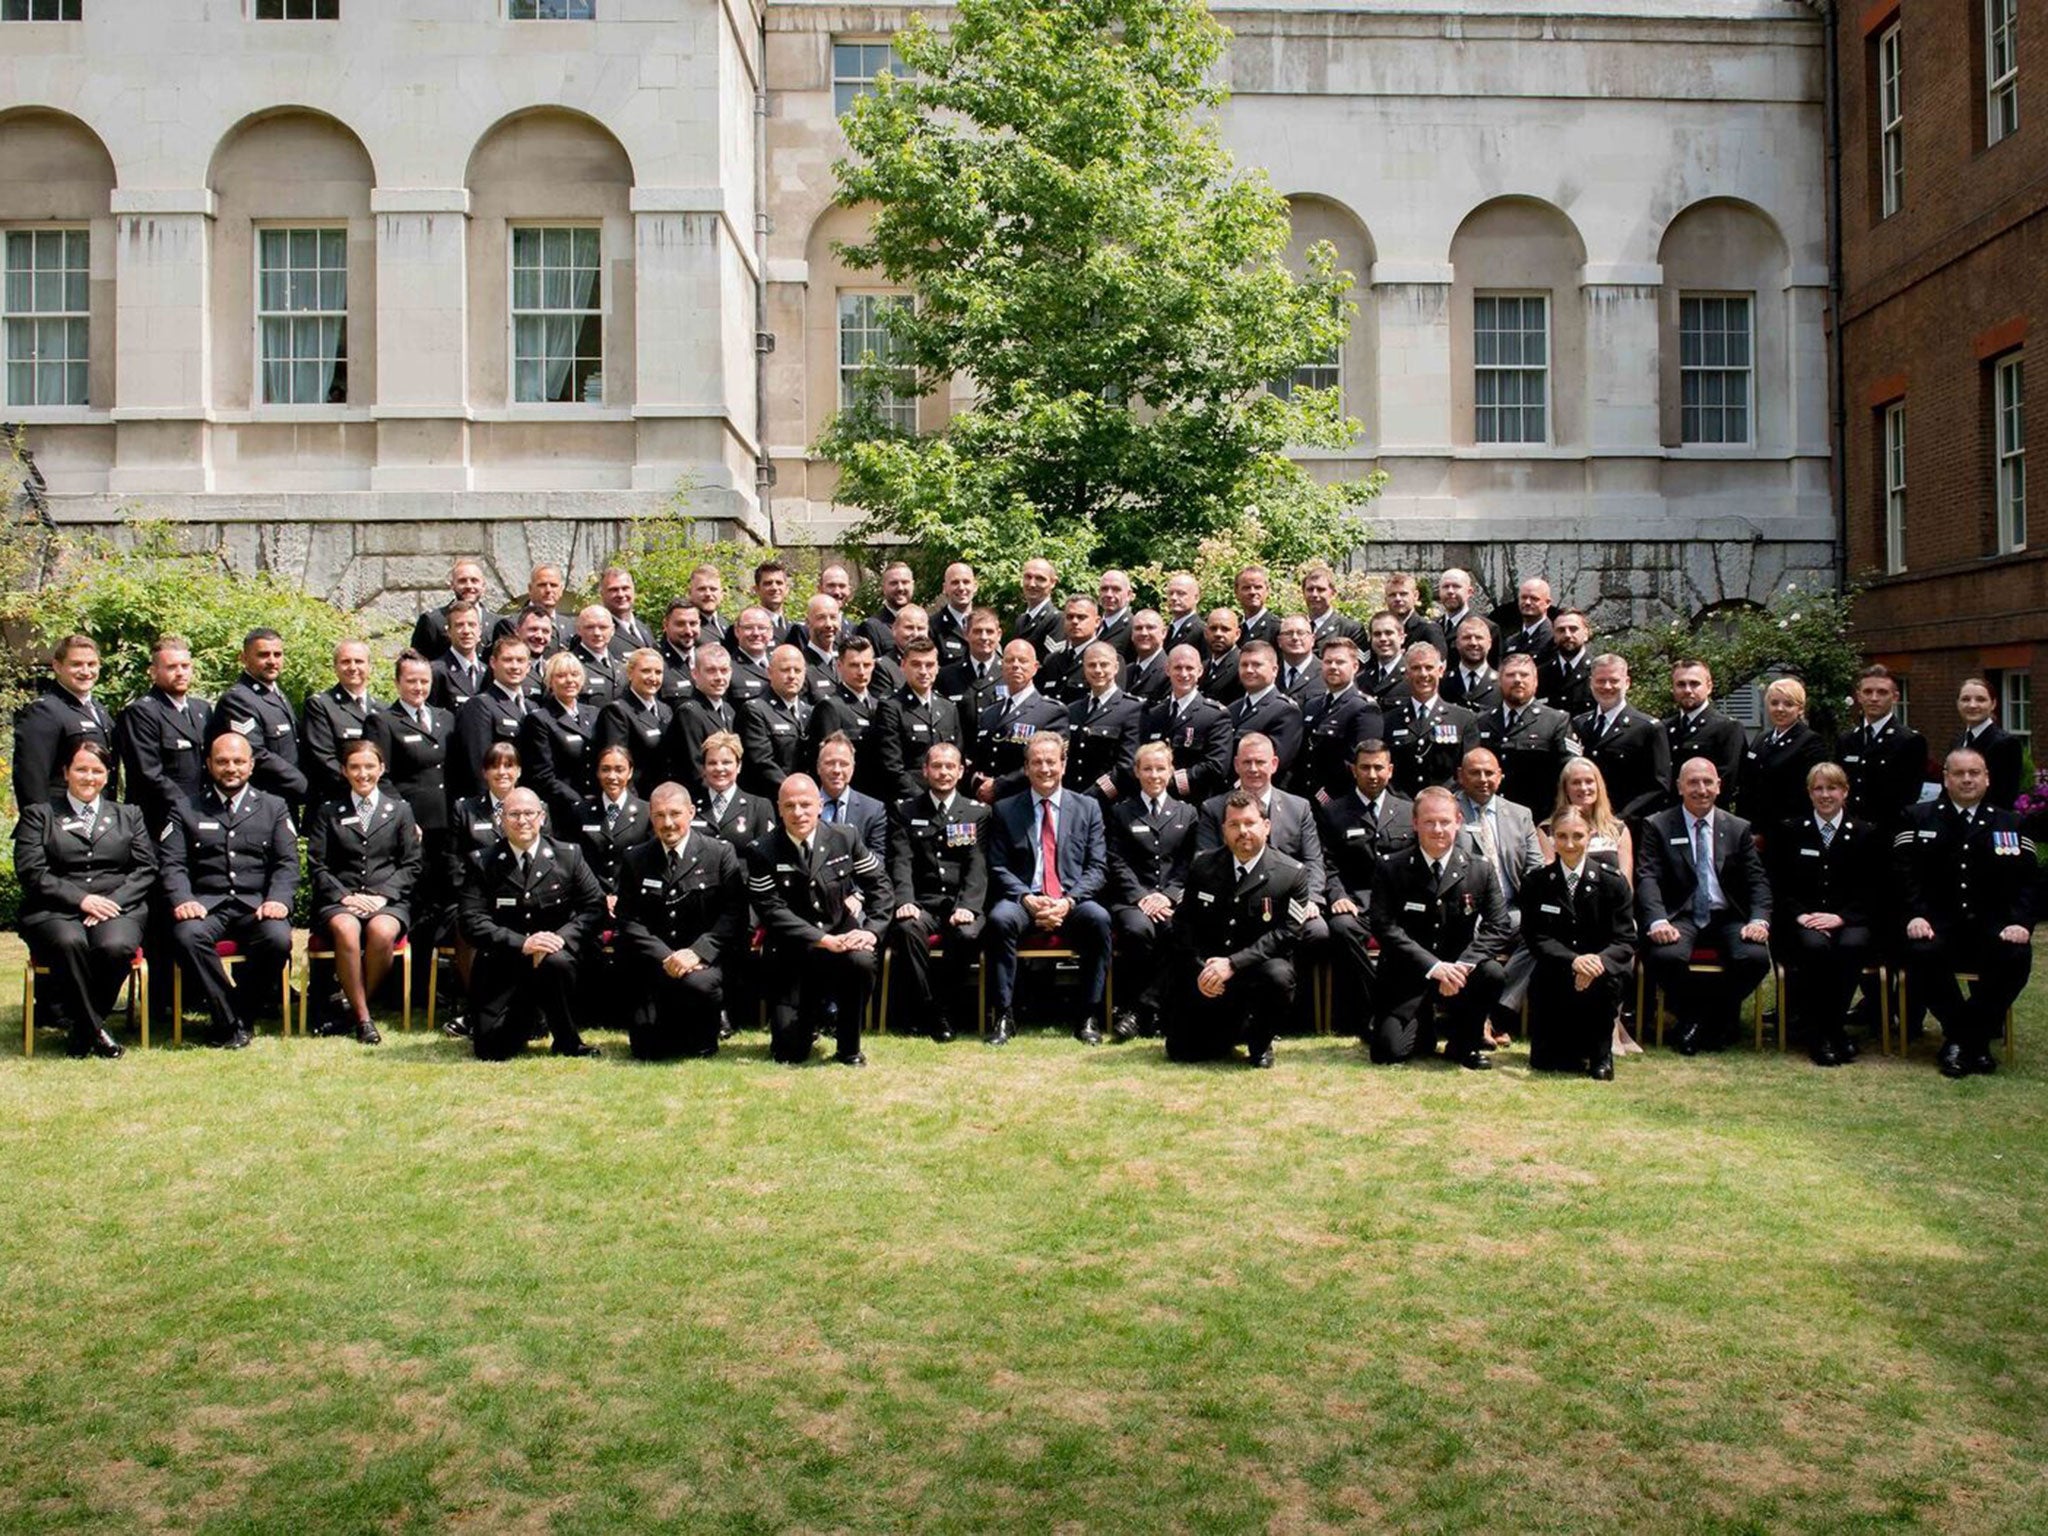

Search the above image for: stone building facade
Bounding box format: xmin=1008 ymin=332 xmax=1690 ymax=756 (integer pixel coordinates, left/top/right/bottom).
xmin=1829 ymin=0 xmax=2039 ymax=753
xmin=1 ymin=0 xmax=1832 ymax=631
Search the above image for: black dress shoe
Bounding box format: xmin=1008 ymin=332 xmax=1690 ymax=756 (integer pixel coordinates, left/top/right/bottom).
xmin=1809 ymin=1040 xmax=1841 ymax=1067
xmin=930 ymin=1022 xmax=955 ymax=1044
xmin=355 ymin=1020 xmax=382 ymax=1046
xmin=1588 ymin=1060 xmax=1614 ymax=1081
xmin=1075 ymin=1024 xmax=1104 ymax=1046
xmin=717 ymin=1013 xmax=737 ymax=1041
xmin=1454 ymin=1049 xmax=1492 ymax=1071
xmin=68 ymin=1026 xmax=124 ymax=1060
xmin=553 ymin=1040 xmax=602 ymax=1059
xmin=1251 ymin=1045 xmax=1276 ymax=1069
xmin=986 ymin=1011 xmax=1014 ymax=1045
xmin=1673 ymin=1021 xmax=1702 ymax=1057
xmin=1110 ymin=1009 xmax=1141 ymax=1043
xmin=217 ymin=1025 xmax=254 ymax=1051
xmin=1969 ymin=1051 xmax=1999 ymax=1076
xmin=1838 ymin=1033 xmax=1860 ymax=1061
xmin=1937 ymin=1042 xmax=1967 ymax=1078
xmin=833 ymin=1050 xmax=867 ymax=1068
xmin=442 ymin=1009 xmax=471 ymax=1039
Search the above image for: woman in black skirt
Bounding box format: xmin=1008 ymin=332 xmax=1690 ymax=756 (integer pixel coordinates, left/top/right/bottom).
xmin=306 ymin=738 xmax=422 ymax=1044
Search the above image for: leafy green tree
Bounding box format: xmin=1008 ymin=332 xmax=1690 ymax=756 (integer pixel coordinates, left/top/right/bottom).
xmin=821 ymin=0 xmax=1381 ymax=608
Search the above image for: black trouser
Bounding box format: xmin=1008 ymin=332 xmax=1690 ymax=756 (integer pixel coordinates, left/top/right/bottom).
xmin=887 ymin=905 xmax=984 ymax=1032
xmin=765 ymin=942 xmax=877 ymax=1062
xmin=170 ymin=904 xmax=292 ymax=1037
xmin=1165 ymin=957 xmax=1294 ymax=1062
xmin=469 ymin=945 xmax=588 ymax=1059
xmin=1110 ymin=904 xmax=1174 ymax=1019
xmin=1906 ymin=931 xmax=2032 ymax=1053
xmin=1324 ymin=911 xmax=1377 ymax=1034
xmin=1372 ymin=957 xmax=1506 ymax=1063
xmin=1777 ymin=921 xmax=1873 ymax=1044
xmin=630 ymin=964 xmax=723 ymax=1060
xmin=1645 ymin=915 xmax=1770 ymax=1038
xmin=21 ymin=910 xmax=145 ymax=1043
xmin=1527 ymin=962 xmax=1624 ymax=1071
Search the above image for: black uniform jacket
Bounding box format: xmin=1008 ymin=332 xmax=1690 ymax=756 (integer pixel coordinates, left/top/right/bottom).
xmin=888 ymin=793 xmax=991 ymax=913
xmin=1316 ymin=789 xmax=1416 ymax=907
xmin=459 ymin=836 xmax=605 ymax=954
xmin=365 ymin=702 xmax=453 ymax=834
xmin=11 ymin=682 xmax=118 ymax=810
xmin=1519 ymin=858 xmax=1636 ymax=977
xmin=570 ymin=793 xmax=652 ymax=895
xmin=1892 ymin=798 xmax=2040 ymax=935
xmin=159 ymin=785 xmax=299 ymax=911
xmin=746 ymin=823 xmax=893 ymax=950
xmin=307 ymin=793 xmax=423 ymax=916
xmin=117 ymin=688 xmax=212 ymax=832
xmin=14 ymin=798 xmax=157 ymax=920
xmin=1370 ymin=842 xmax=1512 ymax=971
xmin=1766 ymin=812 xmax=1882 ymax=927
xmin=1571 ymin=704 xmax=1671 ymax=821
xmin=614 ymin=833 xmax=747 ymax=968
xmin=1139 ymin=693 xmax=1235 ymax=803
xmin=209 ymin=675 xmax=308 ymax=805
xmin=1106 ymin=794 xmax=1199 ymax=907
xmin=872 ymin=689 xmax=965 ymax=804
xmin=1169 ymin=846 xmax=1309 ymax=969
xmin=1737 ymin=722 xmax=1829 ymax=838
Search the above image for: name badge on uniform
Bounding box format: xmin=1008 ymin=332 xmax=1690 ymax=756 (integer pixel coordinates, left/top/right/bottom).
xmin=776 ymin=863 xmax=797 ymax=873
xmin=1540 ymin=903 xmax=1562 ymax=914
xmin=401 ymin=733 xmax=423 ymax=744
xmin=495 ymin=897 xmax=518 ymax=908
xmin=198 ymin=820 xmax=222 ymax=831
xmin=1918 ymin=830 xmax=1938 ymax=840
xmin=342 ymin=727 xmax=363 ymax=740
xmin=582 ymin=823 xmax=602 ymax=834
xmin=1403 ymin=901 xmax=1426 ymax=912
xmin=912 ymin=723 xmax=931 ymax=737
xmin=276 ymin=723 xmax=292 ymax=736
xmin=174 ymin=738 xmax=194 ymax=749
xmin=1197 ymin=891 xmax=1216 ymax=904
xmin=1669 ymin=837 xmax=1689 ymax=846
xmin=642 ymin=878 xmax=665 ymax=890
xmin=1843 ymin=753 xmax=1861 ymax=764
xmin=1346 ymin=827 xmax=1366 ymax=839
xmin=500 ymin=718 xmax=517 ymax=731
xmin=1799 ymin=848 xmax=1821 ymax=858
xmin=473 ymin=821 xmax=494 ymax=835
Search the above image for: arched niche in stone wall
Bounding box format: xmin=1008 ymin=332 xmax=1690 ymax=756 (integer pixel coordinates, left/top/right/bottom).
xmin=208 ymin=108 xmax=378 ymax=411
xmin=464 ymin=108 xmax=637 ymax=413
xmin=801 ymin=200 xmax=927 ymax=446
xmin=1279 ymin=193 xmax=1378 ymax=452
xmin=1655 ymin=199 xmax=1793 ymax=457
xmin=1446 ymin=196 xmax=1588 ymax=452
xmin=0 ymin=109 xmax=117 ymax=410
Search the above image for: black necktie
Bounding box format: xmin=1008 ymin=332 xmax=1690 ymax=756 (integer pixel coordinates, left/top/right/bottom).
xmin=1363 ymin=799 xmax=1378 ymax=830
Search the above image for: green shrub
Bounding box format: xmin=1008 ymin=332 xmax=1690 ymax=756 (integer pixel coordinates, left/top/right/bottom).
xmin=602 ymin=509 xmax=824 ymax=623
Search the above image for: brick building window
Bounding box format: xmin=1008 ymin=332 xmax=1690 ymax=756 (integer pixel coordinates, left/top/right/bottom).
xmin=258 ymin=228 xmax=347 ymax=405
xmin=2001 ymin=672 xmax=2031 ymax=748
xmin=1986 ymin=0 xmax=2019 ymax=145
xmin=1878 ymin=23 xmax=1905 ymax=218
xmin=1884 ymin=401 xmax=1907 ymax=573
xmin=509 ymin=0 xmax=592 ymax=18
xmin=0 ymin=0 xmax=80 ymax=16
xmin=255 ymin=0 xmax=337 ymax=16
xmin=1679 ymin=295 xmax=1753 ymax=444
xmin=1996 ymin=354 xmax=2025 ymax=552
xmin=837 ymin=292 xmax=916 ymax=432
xmin=833 ymin=41 xmax=909 ymax=116
xmin=511 ymin=226 xmax=602 ymax=404
xmin=1474 ymin=293 xmax=1548 ymax=444
xmin=4 ymin=229 xmax=89 ymax=407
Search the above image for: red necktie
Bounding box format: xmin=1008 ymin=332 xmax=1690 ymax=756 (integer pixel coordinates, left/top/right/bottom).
xmin=1039 ymin=799 xmax=1062 ymax=899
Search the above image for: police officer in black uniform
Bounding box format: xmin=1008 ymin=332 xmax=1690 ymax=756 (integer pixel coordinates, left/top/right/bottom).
xmin=614 ymin=782 xmax=747 ymax=1060
xmin=1476 ymin=654 xmax=1578 ymax=815
xmin=1518 ymin=805 xmax=1636 ymax=1078
xmin=457 ymin=787 xmax=605 ymax=1061
xmin=747 ymin=773 xmax=894 ymax=1066
xmin=1837 ymin=665 xmax=1929 ymax=833
xmin=1293 ymin=637 xmax=1383 ymax=804
xmin=300 ymin=639 xmax=380 ymax=813
xmin=1315 ymin=739 xmax=1414 ymax=1028
xmin=1140 ymin=646 xmax=1235 ymax=806
xmin=1163 ymin=789 xmax=1309 ymax=1068
xmin=117 ymin=635 xmax=212 ymax=835
xmin=209 ymin=628 xmax=309 ymax=812
xmin=13 ymin=634 xmax=119 ymax=811
xmin=1383 ymin=644 xmax=1480 ymax=798
xmin=160 ymin=732 xmax=299 ymax=1049
xmin=1064 ymin=642 xmax=1143 ymax=804
xmin=594 ymin=648 xmax=675 ymax=801
xmin=970 ymin=640 xmax=1069 ymax=805
xmin=1570 ymin=655 xmax=1671 ymax=822
xmin=873 ymin=639 xmax=965 ymax=804
xmin=306 ymin=737 xmax=423 ymax=1044
xmin=1766 ymin=761 xmax=1881 ymax=1066
xmin=1663 ymin=660 xmax=1746 ymax=809
xmin=884 ymin=741 xmax=989 ymax=1042
xmin=429 ymin=601 xmax=491 ymax=713
xmin=1106 ymin=742 xmax=1201 ymax=1041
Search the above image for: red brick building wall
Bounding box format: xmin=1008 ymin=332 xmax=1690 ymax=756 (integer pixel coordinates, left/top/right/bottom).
xmin=1833 ymin=0 xmax=2042 ymax=759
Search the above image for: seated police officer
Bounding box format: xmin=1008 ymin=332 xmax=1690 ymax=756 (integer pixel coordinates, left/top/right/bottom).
xmin=1519 ymin=805 xmax=1635 ymax=1079
xmin=885 ymin=740 xmax=990 ymax=1042
xmin=1163 ymin=789 xmax=1309 ymax=1069
xmin=1368 ymin=784 xmax=1511 ymax=1071
xmin=457 ymin=787 xmax=605 ymax=1061
xmin=306 ymin=738 xmax=422 ymax=1046
xmin=13 ymin=738 xmax=154 ymax=1059
xmin=1894 ymin=746 xmax=2039 ymax=1077
xmin=1766 ymin=761 xmax=1881 ymax=1066
xmin=1106 ymin=741 xmax=1200 ymax=1041
xmin=160 ymin=732 xmax=299 ymax=1050
xmin=614 ymin=782 xmax=747 ymax=1060
xmin=746 ymin=772 xmax=893 ymax=1067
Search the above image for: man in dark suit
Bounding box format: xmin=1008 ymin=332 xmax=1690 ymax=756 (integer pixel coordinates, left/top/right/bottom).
xmin=1233 ymin=566 xmax=1280 ymax=649
xmin=873 ymin=639 xmax=965 ymax=803
xmin=930 ymin=561 xmax=979 ymax=667
xmin=1537 ymin=609 xmax=1595 ymax=717
xmin=654 ymin=600 xmax=701 ymax=705
xmin=430 ymin=602 xmax=491 ymax=713
xmin=1519 ymin=805 xmax=1635 ymax=1077
xmin=1036 ymin=597 xmax=1103 ymax=706
xmin=1382 ymin=573 xmax=1447 ymax=661
xmin=1500 ymin=577 xmax=1558 ymax=667
xmin=726 ymin=608 xmax=779 ymax=704
xmin=301 ymin=639 xmax=380 ymax=812
xmin=747 ymin=772 xmax=893 ymax=1066
xmin=1434 ymin=568 xmax=1500 ymax=668
xmin=1095 ymin=570 xmax=1138 ymax=660
xmin=1636 ymin=757 xmax=1773 ymax=1054
xmin=1142 ymin=646 xmax=1236 ymax=806
xmin=117 ymin=635 xmax=213 ymax=834
xmin=885 ymin=741 xmax=989 ymax=1041
xmin=1164 ymin=790 xmax=1310 ymax=1068
xmin=1893 ymin=746 xmax=2039 ymax=1077
xmin=669 ymin=645 xmax=744 ymax=802
xmin=1200 ymin=609 xmax=1245 ymax=706
xmin=1122 ymin=610 xmax=1171 ymax=703
xmin=808 ymin=637 xmax=889 ymax=797
xmin=160 ymin=733 xmax=300 ymax=1050
xmin=739 ymin=645 xmax=817 ymax=798
xmin=1274 ymin=616 xmax=1325 ymax=705
xmin=457 ymin=787 xmax=605 ymax=1061
xmin=1294 ymin=638 xmax=1383 ymax=803
xmin=1010 ymin=557 xmax=1062 ymax=659
xmin=563 ymin=608 xmax=622 ymax=713
xmin=984 ymin=734 xmax=1112 ymax=1045
xmin=1664 ymin=660 xmax=1746 ymax=808
xmin=1440 ymin=617 xmax=1501 ymax=715
xmin=1065 ymin=642 xmax=1143 ymax=804
xmin=971 ymin=640 xmax=1070 ymax=805
xmin=1368 ymin=784 xmax=1511 ymax=1069
xmin=938 ymin=608 xmax=1006 ymax=722
xmin=1836 ymin=665 xmax=1929 ymax=832
xmin=489 ymin=564 xmax=566 ymax=649
xmin=1317 ymin=739 xmax=1413 ymax=1024
xmin=1571 ymin=655 xmax=1671 ymax=822
xmin=1161 ymin=571 xmax=1205 ymax=655
xmin=208 ymin=628 xmax=309 ymax=812
xmin=797 ymin=594 xmax=844 ymax=680
xmin=614 ymin=783 xmax=746 ymax=1060
xmin=1359 ymin=613 xmax=1411 ymax=707
xmin=813 ymin=732 xmax=889 ymax=865
xmin=1766 ymin=761 xmax=1881 ymax=1066
xmin=687 ymin=564 xmax=731 ymax=649
xmin=410 ymin=559 xmax=489 ymax=661
xmin=1106 ymin=741 xmax=1200 ymax=1040
xmin=1299 ymin=562 xmax=1365 ymax=653
xmin=1476 ymin=654 xmax=1577 ymax=815
xmin=451 ymin=635 xmax=535 ymax=802
xmin=1383 ymin=644 xmax=1479 ymax=797
xmin=1226 ymin=642 xmax=1305 ymax=778
xmin=599 ymin=566 xmax=656 ymax=657
xmin=856 ymin=562 xmax=917 ymax=659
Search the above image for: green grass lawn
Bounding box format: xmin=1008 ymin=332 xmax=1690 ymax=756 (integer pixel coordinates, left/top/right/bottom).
xmin=3 ymin=934 xmax=2045 ymax=1534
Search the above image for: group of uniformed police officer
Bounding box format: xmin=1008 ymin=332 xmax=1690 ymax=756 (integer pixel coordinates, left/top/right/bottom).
xmin=10 ymin=553 xmax=2037 ymax=1076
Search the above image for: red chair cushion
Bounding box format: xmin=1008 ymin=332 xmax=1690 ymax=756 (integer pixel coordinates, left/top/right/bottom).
xmin=1688 ymin=946 xmax=1725 ymax=964
xmin=214 ymin=940 xmax=241 ymax=959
